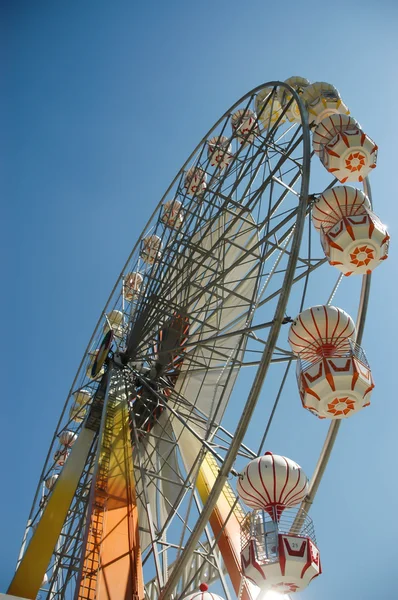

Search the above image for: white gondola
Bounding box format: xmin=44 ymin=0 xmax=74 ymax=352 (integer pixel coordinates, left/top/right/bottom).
xmin=289 ymin=306 xmax=374 ymax=419
xmin=312 ymin=185 xmax=371 ymax=231
xmin=237 ymin=452 xmax=308 ymax=512
xmin=140 ymin=234 xmax=163 ymax=265
xmin=288 ymin=305 xmax=356 ymax=360
xmin=313 ymin=114 xmax=377 ymax=182
xmin=312 ymin=114 xmax=359 ymax=156
xmin=302 ymin=81 xmax=349 ymax=125
xmin=313 ymin=186 xmax=389 ymax=275
xmin=69 ymin=403 xmax=87 ymax=423
xmin=59 ymin=430 xmax=78 ymax=447
xmin=103 ymin=309 xmax=124 ymax=338
xmin=161 ymin=199 xmax=184 ymax=229
xmin=45 ymin=474 xmax=59 ymax=491
xmin=207 ymin=136 xmax=232 ymax=169
xmin=54 ymin=448 xmax=69 ymax=467
xmin=278 ymin=76 xmax=310 ymax=122
xmin=73 ymin=388 xmax=92 ymax=406
xmin=123 ymin=271 xmax=143 ymax=301
xmin=255 ymin=86 xmax=285 ymax=129
xmin=184 ymin=167 xmax=207 ymax=196
xmin=238 ymin=453 xmax=321 ymax=594
xmin=231 ymin=109 xmax=259 ymax=145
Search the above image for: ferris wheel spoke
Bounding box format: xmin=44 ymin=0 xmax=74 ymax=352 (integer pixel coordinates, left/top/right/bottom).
xmin=130 ymin=256 xmax=261 ymax=369
xmin=272 ymin=175 xmax=301 ymax=196
xmin=145 ymin=541 xmax=227 ymax=600
xmin=234 ymin=138 xmax=304 ymax=218
xmin=131 ymin=425 xmax=170 ymax=589
xmin=190 ymin=505 xmax=234 ymax=600
xmin=136 ymin=180 xmax=298 ymax=346
xmin=138 ymin=474 xmax=209 ymax=568
xmin=132 ymin=408 xmax=255 ymax=572
xmin=130 ymin=224 xmax=257 ymax=343
xmin=132 ymin=373 xmax=235 ymax=472
xmin=257 ymin=255 xmax=328 ymax=308
xmin=148 ymin=211 xmax=293 ymax=331
xmin=177 ymin=493 xmax=242 ymax=599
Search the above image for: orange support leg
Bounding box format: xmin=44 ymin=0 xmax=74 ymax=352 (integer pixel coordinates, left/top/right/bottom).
xmin=78 ymin=399 xmax=144 ymax=600
xmin=173 ymin=422 xmax=254 ymax=600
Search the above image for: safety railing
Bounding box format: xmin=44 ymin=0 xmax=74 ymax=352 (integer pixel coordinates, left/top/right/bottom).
xmin=298 ymin=338 xmax=370 ymax=372
xmin=241 ymin=506 xmax=317 ymax=556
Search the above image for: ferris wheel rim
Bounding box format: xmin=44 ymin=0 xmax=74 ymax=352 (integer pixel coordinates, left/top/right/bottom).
xmin=15 ymin=78 xmax=377 ymax=600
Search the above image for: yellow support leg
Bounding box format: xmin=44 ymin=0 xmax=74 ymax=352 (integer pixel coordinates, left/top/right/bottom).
xmin=8 ymin=428 xmax=95 ymax=599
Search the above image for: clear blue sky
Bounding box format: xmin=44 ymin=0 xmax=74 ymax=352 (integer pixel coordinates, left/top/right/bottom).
xmin=2 ymin=0 xmax=398 ymax=598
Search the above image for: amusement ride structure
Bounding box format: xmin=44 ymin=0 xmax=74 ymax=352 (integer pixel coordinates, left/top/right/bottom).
xmin=5 ymin=78 xmax=389 ymax=600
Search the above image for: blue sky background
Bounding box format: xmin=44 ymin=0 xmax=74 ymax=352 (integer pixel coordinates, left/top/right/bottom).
xmin=2 ymin=0 xmax=398 ymax=598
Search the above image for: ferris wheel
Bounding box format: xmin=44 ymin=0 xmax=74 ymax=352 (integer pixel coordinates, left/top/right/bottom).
xmin=6 ymin=78 xmax=389 ymax=600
